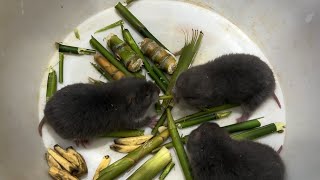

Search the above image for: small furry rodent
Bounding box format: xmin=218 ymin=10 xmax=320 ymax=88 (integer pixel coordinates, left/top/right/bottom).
xmin=174 ymin=54 xmax=281 ymax=121
xmin=187 ymin=122 xmax=285 ymax=180
xmin=38 ymin=77 xmax=160 ymax=141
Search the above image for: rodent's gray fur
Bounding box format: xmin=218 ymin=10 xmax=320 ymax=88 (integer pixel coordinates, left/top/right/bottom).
xmin=187 ymin=122 xmax=285 ymax=180
xmin=38 ymin=77 xmax=160 ymax=139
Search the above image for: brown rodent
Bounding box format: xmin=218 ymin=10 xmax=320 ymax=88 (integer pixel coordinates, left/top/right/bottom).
xmin=174 ymin=53 xmax=281 ymax=122
xmin=186 ymin=122 xmax=285 ymax=180
xmin=38 ymin=77 xmax=160 ymax=140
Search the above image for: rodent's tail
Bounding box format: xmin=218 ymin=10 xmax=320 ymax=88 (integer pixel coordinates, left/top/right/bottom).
xmin=38 ymin=117 xmax=46 ymax=137
xmin=272 ymin=93 xmax=282 ymax=109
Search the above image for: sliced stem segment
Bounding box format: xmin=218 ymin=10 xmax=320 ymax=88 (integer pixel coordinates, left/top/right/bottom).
xmin=166 ymin=108 xmax=192 ymax=180
xmin=106 ymin=34 xmax=143 ymax=72
xmin=115 ymin=2 xmax=169 ymax=50
xmin=140 ymin=38 xmax=177 ymax=74
xmin=46 ymin=67 xmax=57 ymax=102
xmin=176 ymin=111 xmax=232 ymax=129
xmin=122 ymin=27 xmax=168 ymax=92
xmin=231 ymin=122 xmax=285 ymax=140
xmin=174 ymin=104 xmax=238 ymax=124
xmin=100 ymin=129 xmax=144 ymax=138
xmin=159 ymin=161 xmax=175 ymax=180
xmin=58 ymin=53 xmax=64 ymax=83
xmin=224 ymin=117 xmax=263 ymax=133
xmin=89 ymin=36 xmax=135 ymax=77
xmin=57 ymin=42 xmax=95 ymax=55
xmin=127 ymin=147 xmax=172 ymax=180
xmin=94 ymin=54 xmax=125 ymax=80
xmin=97 ymin=130 xmax=170 ymax=180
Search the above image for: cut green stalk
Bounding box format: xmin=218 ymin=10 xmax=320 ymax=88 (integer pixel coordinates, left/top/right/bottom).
xmin=98 ymin=130 xmax=170 ymax=180
xmin=176 ymin=111 xmax=232 ymax=129
xmin=155 ymin=101 xmax=162 ymax=115
xmin=95 ymin=20 xmax=124 ymax=34
xmin=174 ymin=104 xmax=238 ymax=124
xmin=74 ymin=29 xmax=80 ymax=40
xmin=166 ymin=108 xmax=192 ymax=180
xmin=90 ymin=36 xmax=136 ymax=77
xmin=231 ymin=122 xmax=285 ymax=140
xmin=58 ymin=53 xmax=64 ymax=83
xmin=151 ymin=106 xmax=173 ymax=135
xmin=224 ymin=117 xmax=263 ymax=133
xmin=106 ymin=34 xmax=143 ymax=72
xmin=88 ymin=77 xmax=105 ymax=85
xmin=125 ymin=0 xmax=137 ymax=5
xmin=46 ymin=67 xmax=57 ymax=102
xmin=152 ymin=136 xmax=188 ymax=153
xmin=159 ymin=95 xmax=173 ymax=100
xmin=122 ymin=27 xmax=167 ymax=92
xmin=100 ymin=129 xmax=144 ymax=138
xmin=159 ymin=161 xmax=175 ymax=180
xmin=91 ymin=63 xmax=114 ymax=82
xmin=127 ymin=147 xmax=172 ymax=180
xmin=115 ymin=2 xmax=169 ymax=51
xmin=152 ymin=65 xmax=169 ymax=85
xmin=56 ymin=42 xmax=95 ymax=55
xmin=153 ymin=118 xmax=263 ymax=153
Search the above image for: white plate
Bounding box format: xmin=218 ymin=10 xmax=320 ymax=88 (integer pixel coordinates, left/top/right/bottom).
xmin=38 ymin=1 xmax=286 ymax=179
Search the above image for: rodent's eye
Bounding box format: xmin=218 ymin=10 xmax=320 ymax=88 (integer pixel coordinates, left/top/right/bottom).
xmin=146 ymin=93 xmax=150 ymax=97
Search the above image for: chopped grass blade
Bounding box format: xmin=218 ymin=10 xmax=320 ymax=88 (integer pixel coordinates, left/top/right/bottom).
xmin=159 ymin=95 xmax=173 ymax=100
xmin=90 ymin=36 xmax=135 ymax=77
xmin=58 ymin=53 xmax=64 ymax=83
xmin=166 ymin=108 xmax=192 ymax=180
xmin=95 ymin=20 xmax=124 ymax=34
xmin=46 ymin=67 xmax=57 ymax=102
xmin=74 ymin=28 xmax=80 ymax=40
xmin=88 ymin=77 xmax=105 ymax=85
xmin=91 ymin=63 xmax=114 ymax=82
xmin=115 ymin=2 xmax=169 ymax=50
xmin=97 ymin=130 xmax=170 ymax=180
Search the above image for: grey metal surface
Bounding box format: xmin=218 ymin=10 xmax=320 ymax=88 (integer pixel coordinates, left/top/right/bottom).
xmin=0 ymin=0 xmax=319 ymax=179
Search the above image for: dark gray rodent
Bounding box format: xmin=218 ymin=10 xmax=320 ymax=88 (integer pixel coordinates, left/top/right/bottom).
xmin=174 ymin=54 xmax=281 ymax=121
xmin=38 ymin=77 xmax=160 ymax=140
xmin=187 ymin=122 xmax=285 ymax=180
